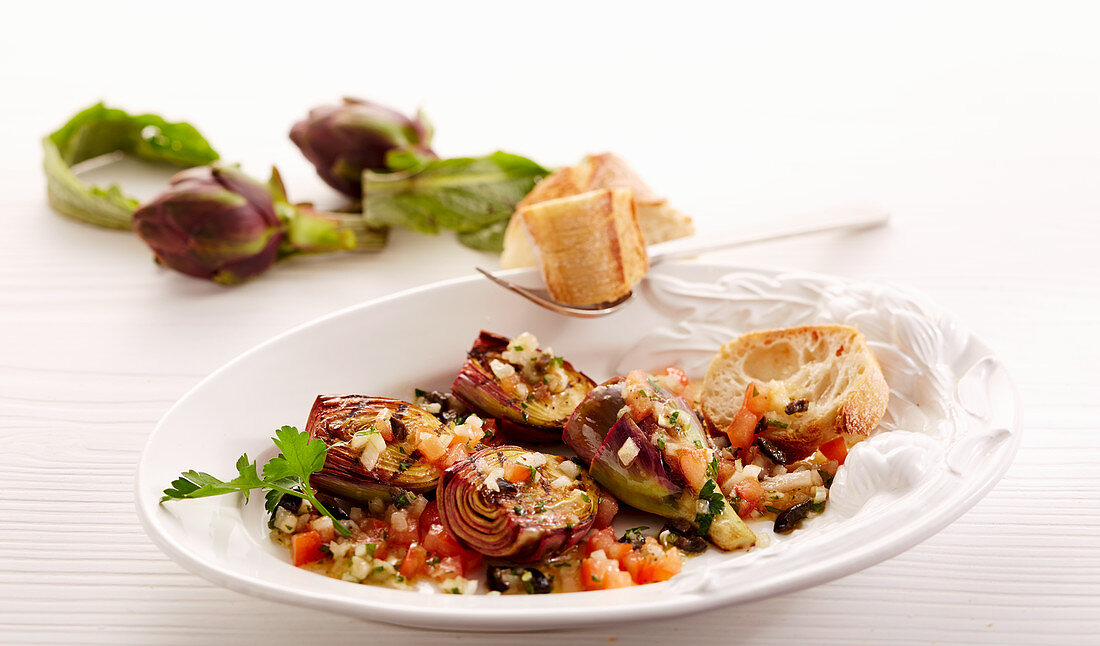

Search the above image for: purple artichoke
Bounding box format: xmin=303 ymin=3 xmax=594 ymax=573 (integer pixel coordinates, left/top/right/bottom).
xmin=437 ymin=446 xmax=601 ymax=562
xmin=132 ymin=163 xmax=385 ymax=285
xmin=290 ymin=97 xmax=436 ymax=198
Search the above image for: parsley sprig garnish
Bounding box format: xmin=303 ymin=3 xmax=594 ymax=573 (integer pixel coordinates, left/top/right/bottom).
xmin=160 ymin=425 xmax=351 ymax=537
xmin=694 ymin=479 xmax=726 ymax=534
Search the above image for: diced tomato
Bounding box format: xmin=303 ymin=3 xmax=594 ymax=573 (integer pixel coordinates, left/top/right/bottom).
xmin=418 ymin=433 xmax=449 ymax=463
xmin=621 ymin=549 xmax=646 ymax=582
xmin=400 ymin=543 xmax=427 ymax=579
xmin=418 ymin=501 xmax=441 ymax=542
xmin=605 ymin=541 xmax=632 ymax=561
xmin=360 ymin=517 xmax=389 ymax=538
xmin=716 ymin=456 xmax=738 ymax=485
xmin=742 ymin=382 xmax=769 ymax=415
xmin=648 ymin=548 xmax=682 ymax=582
xmin=678 ymin=448 xmax=709 ymax=491
xmin=819 ymin=436 xmax=848 ymax=465
xmin=725 ymin=408 xmax=759 ymax=451
xmin=291 ymin=530 xmax=325 ymax=567
xmin=585 ymin=527 xmax=617 ymax=555
xmin=594 ymin=494 xmax=619 ymax=529
xmin=580 ymin=556 xmax=634 ymax=590
xmin=663 ymin=366 xmax=691 ymax=389
xmin=503 ymin=461 xmax=533 ymax=484
xmin=500 ymin=373 xmax=523 ymax=397
xmin=439 ymin=443 xmax=469 ymax=468
xmin=372 ymin=540 xmax=390 ymax=560
xmin=426 ymin=555 xmax=464 ymax=581
xmin=481 ymin=418 xmax=499 ymax=445
xmin=387 ymin=512 xmax=419 ymax=548
xmin=734 ymin=478 xmax=765 ymax=518
xmin=422 ymin=524 xmax=482 ymax=576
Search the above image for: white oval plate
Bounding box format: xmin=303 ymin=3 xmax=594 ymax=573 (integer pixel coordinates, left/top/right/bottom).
xmin=135 ymin=263 xmax=1019 ymax=631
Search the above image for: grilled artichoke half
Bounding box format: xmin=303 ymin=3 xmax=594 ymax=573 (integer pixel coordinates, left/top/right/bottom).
xmin=305 ymin=395 xmax=446 ymax=502
xmin=437 ymin=446 xmax=601 ymax=562
xmin=564 ymin=377 xmax=755 ymax=551
xmin=451 ymin=331 xmax=595 ymax=443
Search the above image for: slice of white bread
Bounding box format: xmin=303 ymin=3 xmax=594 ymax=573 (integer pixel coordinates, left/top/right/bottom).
xmin=701 ymin=325 xmax=889 ymax=461
xmin=519 ymin=188 xmax=649 ymax=306
xmin=500 ymin=153 xmax=694 ymax=269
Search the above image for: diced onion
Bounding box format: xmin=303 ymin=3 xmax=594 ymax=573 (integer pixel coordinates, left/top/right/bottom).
xmin=516 ymin=452 xmax=547 ymax=468
xmin=617 ymin=438 xmax=640 ymax=467
xmin=550 ymin=475 xmax=573 ymax=489
xmin=489 ymin=359 xmax=516 ymax=379
xmin=273 ymin=507 xmax=298 ymax=533
xmin=762 ymin=470 xmax=815 ymax=492
xmin=358 ymin=433 xmax=386 ymax=470
xmin=483 ymin=467 xmax=505 ymax=491
xmin=558 ymin=460 xmax=580 ymax=479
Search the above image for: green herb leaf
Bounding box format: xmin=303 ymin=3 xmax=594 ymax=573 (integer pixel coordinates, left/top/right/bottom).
xmin=706 ymin=455 xmax=720 ymax=479
xmin=362 ymin=151 xmax=550 ymax=252
xmin=162 ymin=425 xmax=350 ymax=538
xmin=43 ymin=103 xmax=219 ymax=229
xmin=693 ymin=479 xmax=726 ymax=534
xmin=161 ymin=454 xmax=264 ymax=501
xmin=765 ymin=418 xmax=789 ymax=429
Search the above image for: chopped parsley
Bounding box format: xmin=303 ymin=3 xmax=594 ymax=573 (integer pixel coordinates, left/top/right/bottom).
xmin=654 ymin=434 xmax=667 ymax=450
xmin=620 ymin=526 xmax=649 ymax=544
xmin=810 ymin=502 xmax=826 ymax=513
xmin=693 ymin=479 xmax=726 ymax=534
xmin=512 ymin=345 xmax=524 ymax=351
xmin=693 ymin=439 xmax=704 ymax=449
xmin=514 ymin=506 xmax=525 ymax=516
xmin=764 ymin=505 xmax=783 ymax=514
xmin=766 ymin=419 xmax=789 ymax=429
xmin=580 ymin=492 xmax=591 ymax=504
xmin=426 ymin=556 xmax=441 ymax=566
xmin=392 ymin=491 xmax=416 ymax=508
xmin=550 ymin=356 xmax=564 ymax=368
xmin=706 ymin=455 xmax=720 ymax=479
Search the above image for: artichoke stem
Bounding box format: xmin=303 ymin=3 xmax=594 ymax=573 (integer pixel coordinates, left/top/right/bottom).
xmin=283 ymin=205 xmax=388 ymax=255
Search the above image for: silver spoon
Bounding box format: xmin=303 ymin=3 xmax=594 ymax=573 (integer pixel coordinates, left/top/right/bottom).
xmin=477 ymin=202 xmax=890 ymax=318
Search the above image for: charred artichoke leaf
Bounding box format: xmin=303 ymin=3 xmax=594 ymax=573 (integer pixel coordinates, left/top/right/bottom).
xmin=305 ymin=395 xmax=446 ymax=501
xmin=451 ymin=331 xmax=595 ymax=442
xmin=567 ymin=374 xmax=756 ymax=550
xmin=563 ymin=378 xmax=626 ymax=463
xmin=437 ymin=446 xmax=600 ymax=562
xmin=589 ymin=415 xmax=695 ymax=519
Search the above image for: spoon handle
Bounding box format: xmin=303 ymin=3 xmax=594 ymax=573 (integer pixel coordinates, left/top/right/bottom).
xmin=646 ymin=202 xmax=890 ymax=265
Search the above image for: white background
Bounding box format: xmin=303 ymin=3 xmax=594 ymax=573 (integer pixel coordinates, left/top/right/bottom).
xmin=2 ymin=1 xmax=1098 ymax=644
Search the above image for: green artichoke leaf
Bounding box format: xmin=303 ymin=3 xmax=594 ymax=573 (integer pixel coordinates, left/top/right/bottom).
xmin=362 ymin=151 xmax=549 ymax=252
xmin=43 ymin=103 xmax=220 ymax=229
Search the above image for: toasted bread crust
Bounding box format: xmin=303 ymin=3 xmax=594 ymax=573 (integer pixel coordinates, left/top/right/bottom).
xmin=519 ymin=188 xmax=648 ymax=306
xmin=501 ymin=153 xmax=693 ymax=269
xmin=701 ymin=325 xmax=889 ymax=461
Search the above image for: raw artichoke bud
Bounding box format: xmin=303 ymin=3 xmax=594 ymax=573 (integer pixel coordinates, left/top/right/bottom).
xmin=437 ymin=446 xmax=602 ymax=562
xmin=132 ymin=164 xmax=386 ymax=285
xmin=305 ymin=395 xmax=447 ymax=502
xmin=451 ymin=331 xmax=595 ymax=443
xmin=289 ymin=97 xmax=436 ymax=198
xmin=564 ymin=375 xmax=756 ymax=550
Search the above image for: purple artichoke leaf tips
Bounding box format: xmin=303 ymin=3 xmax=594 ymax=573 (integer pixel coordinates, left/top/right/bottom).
xmin=132 ymin=163 xmax=386 ymax=285
xmin=289 ymin=97 xmax=437 ymax=198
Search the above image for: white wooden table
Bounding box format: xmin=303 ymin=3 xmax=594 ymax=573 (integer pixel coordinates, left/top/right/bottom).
xmin=2 ymin=2 xmax=1098 ymax=643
